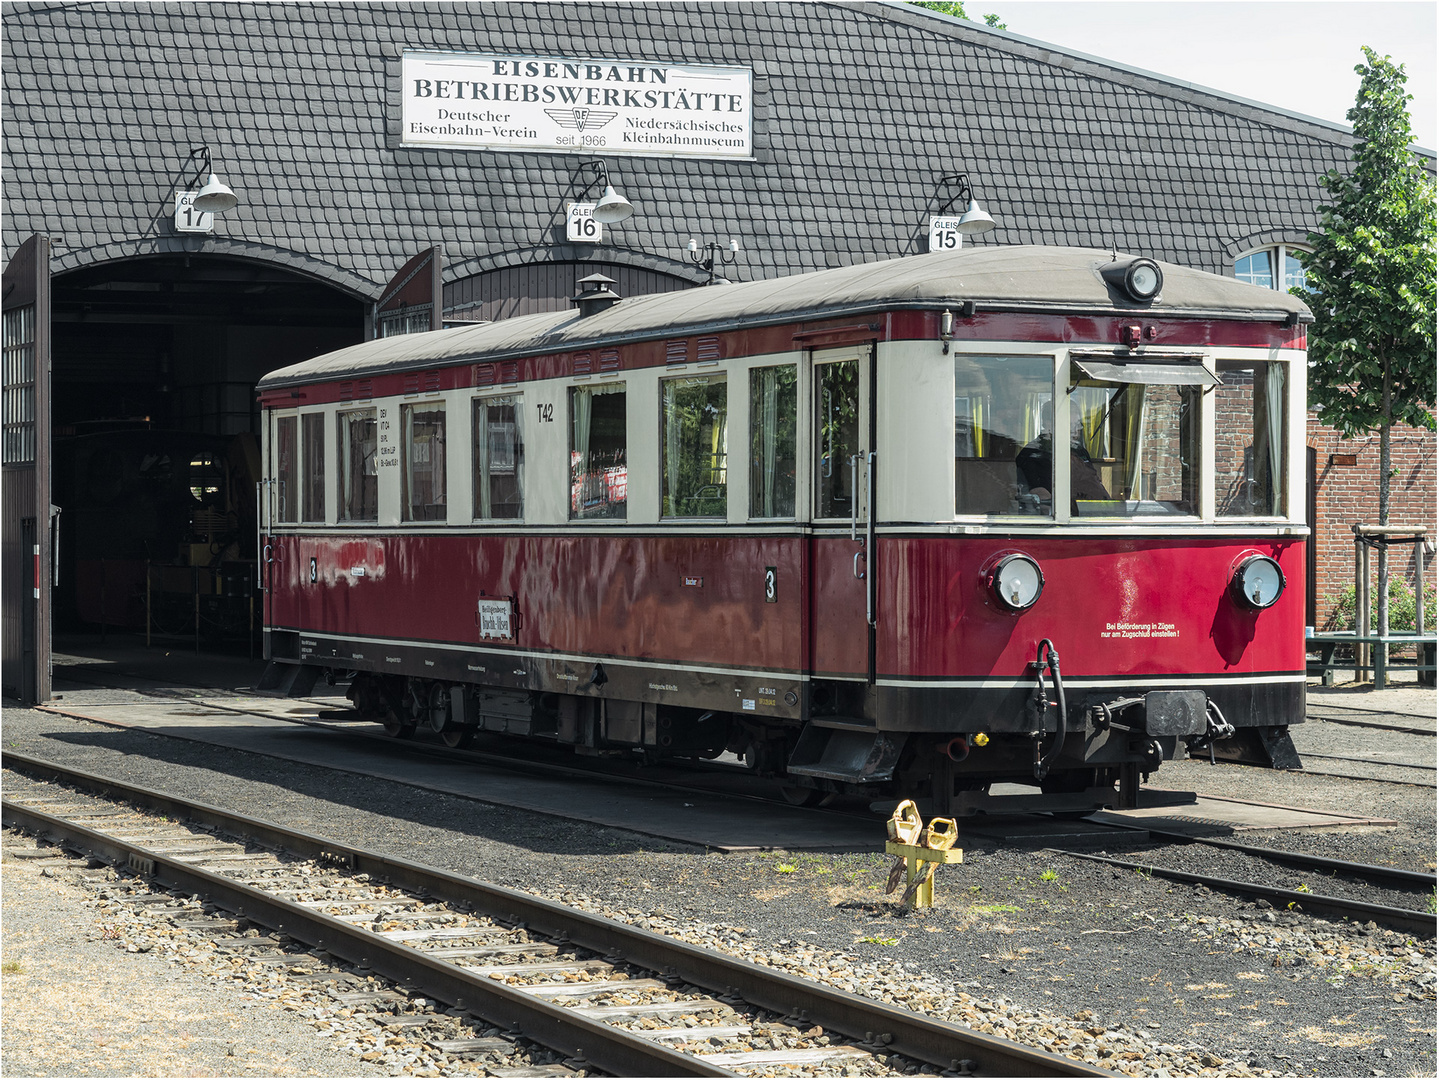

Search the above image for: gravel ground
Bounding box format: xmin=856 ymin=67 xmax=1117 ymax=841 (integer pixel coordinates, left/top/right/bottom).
xmin=0 ymin=845 xmax=391 ymax=1078
xmin=2 ymin=687 xmax=1435 ymax=1079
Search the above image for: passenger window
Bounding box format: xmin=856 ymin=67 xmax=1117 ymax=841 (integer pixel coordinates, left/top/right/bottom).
xmin=301 ymin=413 xmax=325 ymax=523
xmin=954 ymin=355 xmax=1052 ymax=516
xmin=570 ymin=383 xmax=626 ymax=520
xmin=275 ymin=416 xmax=297 ymax=524
xmin=1069 ymin=360 xmax=1206 ymax=516
xmin=473 ymin=395 xmax=523 ymax=520
xmin=401 ymin=403 xmax=446 ymax=522
xmin=337 ymin=408 xmax=378 ymax=522
xmin=662 ymin=374 xmax=728 ymax=518
xmin=814 ymin=359 xmax=858 ymax=519
xmin=750 ymin=365 xmax=797 ymax=518
xmin=1215 ymin=360 xmax=1287 ymax=517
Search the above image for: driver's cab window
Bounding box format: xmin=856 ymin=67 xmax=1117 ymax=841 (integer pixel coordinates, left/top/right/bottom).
xmin=1068 ymin=359 xmax=1210 ymax=517
xmin=954 ymin=354 xmax=1053 ymax=517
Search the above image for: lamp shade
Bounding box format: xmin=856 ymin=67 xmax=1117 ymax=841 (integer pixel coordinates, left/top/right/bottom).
xmin=193 ymin=173 xmax=238 ymax=213
xmin=592 ymin=183 xmax=634 ymax=224
xmin=956 ymin=198 xmax=995 ymax=235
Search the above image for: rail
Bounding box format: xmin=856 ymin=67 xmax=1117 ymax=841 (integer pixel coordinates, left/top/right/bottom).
xmin=1 ymin=751 xmax=1110 ymax=1078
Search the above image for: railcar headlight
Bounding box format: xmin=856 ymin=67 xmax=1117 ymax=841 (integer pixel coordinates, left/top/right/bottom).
xmin=1124 ymin=259 xmax=1163 ymax=301
xmin=1230 ymin=554 xmax=1286 ymax=610
xmin=989 ymin=553 xmax=1044 ymax=612
xmin=1098 ymin=256 xmax=1164 ymax=304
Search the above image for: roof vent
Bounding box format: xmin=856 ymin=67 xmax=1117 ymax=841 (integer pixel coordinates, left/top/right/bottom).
xmin=572 ymin=273 xmax=622 ymax=317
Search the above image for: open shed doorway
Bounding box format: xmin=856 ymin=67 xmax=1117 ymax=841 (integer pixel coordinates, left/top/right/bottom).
xmin=50 ymin=254 xmax=364 ymax=664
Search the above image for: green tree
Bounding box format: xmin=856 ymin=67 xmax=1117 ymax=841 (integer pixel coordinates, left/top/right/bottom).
xmin=1298 ymin=47 xmax=1436 ymax=642
xmin=1299 ymin=47 xmax=1437 ymax=527
xmin=908 ymin=2 xmax=1008 ymax=31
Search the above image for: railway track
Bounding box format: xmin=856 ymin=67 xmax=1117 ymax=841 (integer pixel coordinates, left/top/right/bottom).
xmin=1044 ymin=842 xmax=1436 ymax=940
xmin=1 ymin=751 xmax=1109 ymax=1078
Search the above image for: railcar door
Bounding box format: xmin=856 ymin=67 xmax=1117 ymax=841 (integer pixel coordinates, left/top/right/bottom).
xmin=808 ymin=344 xmax=876 ymax=686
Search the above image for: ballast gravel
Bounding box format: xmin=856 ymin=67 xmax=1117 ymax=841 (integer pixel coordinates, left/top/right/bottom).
xmin=2 ymin=692 xmax=1435 ymax=1079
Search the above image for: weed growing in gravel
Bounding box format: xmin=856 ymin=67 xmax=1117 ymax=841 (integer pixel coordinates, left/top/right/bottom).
xmin=1 ymin=961 xmax=22 ymax=975
xmin=1428 ymin=888 xmax=1436 ymax=915
xmin=775 ymin=863 xmax=798 ymax=874
xmin=858 ymin=935 xmax=899 ymax=946
xmin=1294 ymin=883 xmax=1312 ymax=894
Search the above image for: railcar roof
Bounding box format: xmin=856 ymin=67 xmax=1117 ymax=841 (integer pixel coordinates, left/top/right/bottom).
xmin=258 ymin=246 xmax=1312 ymax=389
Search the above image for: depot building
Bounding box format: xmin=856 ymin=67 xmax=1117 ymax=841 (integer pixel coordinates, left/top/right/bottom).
xmin=3 ymin=0 xmax=1434 ymax=700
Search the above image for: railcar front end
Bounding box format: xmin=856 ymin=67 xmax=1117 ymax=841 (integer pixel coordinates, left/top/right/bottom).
xmin=256 ymin=247 xmax=1310 ymax=814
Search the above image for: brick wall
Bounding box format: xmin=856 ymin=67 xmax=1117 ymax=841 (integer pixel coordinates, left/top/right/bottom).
xmin=1307 ymin=412 xmax=1437 ymax=628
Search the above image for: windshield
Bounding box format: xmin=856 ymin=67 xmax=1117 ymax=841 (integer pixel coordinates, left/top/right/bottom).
xmin=1069 ymin=379 xmax=1199 ymax=516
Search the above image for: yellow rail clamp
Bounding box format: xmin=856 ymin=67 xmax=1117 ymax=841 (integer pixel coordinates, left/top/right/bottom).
xmin=886 ymin=799 xmax=923 ymax=845
xmin=883 ymin=804 xmax=963 ymax=909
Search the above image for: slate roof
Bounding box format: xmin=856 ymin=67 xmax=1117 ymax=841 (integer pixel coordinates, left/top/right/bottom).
xmin=4 ymin=1 xmax=1427 ymax=298
xmin=258 ymin=245 xmax=1314 ymax=390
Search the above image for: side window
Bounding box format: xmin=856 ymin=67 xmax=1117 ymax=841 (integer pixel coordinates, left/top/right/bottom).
xmin=1215 ymin=360 xmax=1287 ymax=517
xmin=473 ymin=395 xmax=523 ymax=520
xmin=275 ymin=415 xmax=297 ymax=524
xmin=954 ymin=355 xmax=1052 ymax=516
xmin=337 ymin=408 xmax=378 ymax=522
xmin=814 ymin=359 xmax=858 ymax=519
xmin=301 ymin=412 xmax=325 ymax=523
xmin=749 ymin=365 xmax=797 ymax=518
xmin=570 ymin=383 xmax=626 ymax=520
xmin=401 ymin=403 xmax=446 ymax=522
xmin=661 ymin=373 xmax=728 ymax=518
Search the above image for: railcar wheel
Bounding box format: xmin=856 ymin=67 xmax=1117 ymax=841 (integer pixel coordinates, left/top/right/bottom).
xmin=381 ymin=711 xmax=416 ymax=739
xmin=440 ymin=726 xmax=474 ymax=749
xmin=780 ymin=784 xmax=826 ymax=807
xmin=427 ymin=682 xmax=450 ymax=734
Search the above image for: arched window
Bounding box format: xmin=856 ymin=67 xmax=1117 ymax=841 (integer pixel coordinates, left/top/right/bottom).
xmin=1234 ymin=245 xmax=1307 ymax=292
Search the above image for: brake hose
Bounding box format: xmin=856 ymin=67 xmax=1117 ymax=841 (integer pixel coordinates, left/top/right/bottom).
xmin=1032 ymin=638 xmax=1068 ymax=781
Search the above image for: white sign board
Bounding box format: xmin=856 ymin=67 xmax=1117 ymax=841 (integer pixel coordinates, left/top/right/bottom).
xmin=174 ymin=191 xmax=213 ymax=234
xmin=477 ymin=597 xmax=513 ymax=640
xmin=566 ymin=202 xmax=601 ymax=243
xmin=401 ymin=51 xmax=754 ymax=158
xmin=929 ymin=216 xmax=964 ymax=252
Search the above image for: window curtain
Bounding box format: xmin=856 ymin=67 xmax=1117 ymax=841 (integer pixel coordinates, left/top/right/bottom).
xmin=758 ymin=368 xmax=780 ymax=516
xmin=1022 ymin=393 xmax=1049 ymax=444
xmin=339 ymin=415 xmax=354 ymax=518
xmin=710 ymin=399 xmax=727 ymax=484
xmin=1075 ymin=387 xmax=1108 ymax=458
xmin=403 ymin=407 xmax=416 ymax=513
xmin=663 ymin=385 xmax=681 ymax=511
xmin=1264 ymin=363 xmax=1286 ymax=515
xmin=474 ymin=403 xmax=492 ymax=519
xmin=1124 ymin=388 xmax=1148 ymax=498
xmin=572 ymin=387 xmax=593 ymax=499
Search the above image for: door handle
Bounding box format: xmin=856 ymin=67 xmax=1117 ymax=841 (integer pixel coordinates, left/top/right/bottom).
xmin=853 ymin=550 xmax=866 ymax=581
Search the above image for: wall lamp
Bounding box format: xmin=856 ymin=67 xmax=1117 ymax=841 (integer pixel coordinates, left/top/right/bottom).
xmin=934 ymin=173 xmax=995 ymax=235
xmin=187 ymin=145 xmax=239 ymax=213
xmin=688 ymin=237 xmax=740 ymax=285
xmin=578 ymin=160 xmax=634 ymax=224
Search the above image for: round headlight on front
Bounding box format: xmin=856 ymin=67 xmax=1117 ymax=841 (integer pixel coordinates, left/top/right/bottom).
xmin=1125 ymin=259 xmax=1163 ymax=302
xmin=1230 ymin=554 xmax=1285 ymax=610
xmin=990 ymin=553 xmax=1044 ymax=612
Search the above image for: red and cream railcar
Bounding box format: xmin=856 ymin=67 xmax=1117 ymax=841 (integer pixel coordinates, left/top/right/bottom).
xmin=256 ymin=247 xmax=1310 ymax=813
